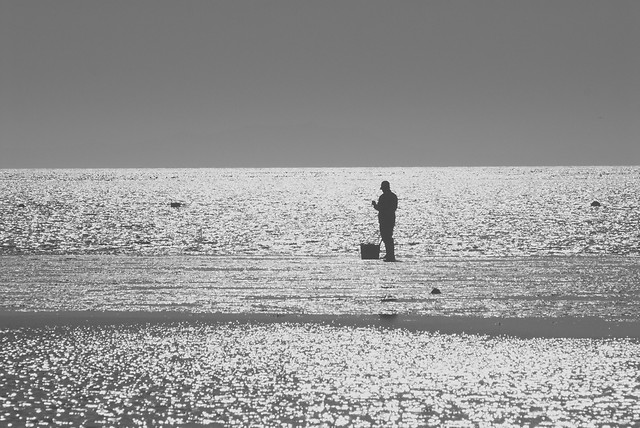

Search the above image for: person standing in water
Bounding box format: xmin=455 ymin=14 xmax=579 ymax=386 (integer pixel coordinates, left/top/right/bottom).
xmin=372 ymin=180 xmax=398 ymax=262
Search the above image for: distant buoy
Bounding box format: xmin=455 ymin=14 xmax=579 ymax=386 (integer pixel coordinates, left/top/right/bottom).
xmin=170 ymin=202 xmax=183 ymax=208
xmin=591 ymin=201 xmax=601 ymax=207
xmin=431 ymin=287 xmax=441 ymax=295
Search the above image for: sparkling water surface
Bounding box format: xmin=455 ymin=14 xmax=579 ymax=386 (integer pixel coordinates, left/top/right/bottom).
xmin=1 ymin=166 xmax=639 ymax=320
xmin=2 ymin=167 xmax=640 ymax=426
xmin=1 ymin=323 xmax=639 ymax=427
xmin=2 ymin=167 xmax=639 ymax=257
xmin=2 ymin=255 xmax=640 ymax=321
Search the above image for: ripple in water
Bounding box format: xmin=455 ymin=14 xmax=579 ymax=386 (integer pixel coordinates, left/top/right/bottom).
xmin=1 ymin=323 xmax=639 ymax=426
xmin=1 ymin=167 xmax=640 ymax=257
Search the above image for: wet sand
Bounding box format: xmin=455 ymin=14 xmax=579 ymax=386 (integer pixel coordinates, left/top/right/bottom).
xmin=3 ymin=254 xmax=640 ymax=321
xmin=1 ymin=310 xmax=640 ymax=339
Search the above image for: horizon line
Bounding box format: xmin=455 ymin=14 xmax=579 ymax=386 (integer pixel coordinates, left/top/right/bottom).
xmin=1 ymin=164 xmax=638 ymax=170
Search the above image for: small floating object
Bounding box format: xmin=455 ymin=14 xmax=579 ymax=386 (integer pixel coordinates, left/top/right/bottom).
xmin=170 ymin=202 xmax=183 ymax=208
xmin=590 ymin=201 xmax=601 ymax=207
xmin=381 ymin=294 xmax=398 ymax=302
xmin=431 ymin=287 xmax=442 ymax=295
xmin=16 ymin=203 xmax=26 ymax=208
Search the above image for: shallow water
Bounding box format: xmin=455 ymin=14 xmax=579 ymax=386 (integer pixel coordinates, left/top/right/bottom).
xmin=3 ymin=167 xmax=639 ymax=319
xmin=2 ymin=167 xmax=640 ymax=426
xmin=1 ymin=323 xmax=638 ymax=427
xmin=2 ymin=254 xmax=640 ymax=322
xmin=2 ymin=167 xmax=640 ymax=257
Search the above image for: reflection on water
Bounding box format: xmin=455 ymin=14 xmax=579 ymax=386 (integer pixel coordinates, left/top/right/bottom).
xmin=2 ymin=255 xmax=640 ymax=322
xmin=1 ymin=323 xmax=638 ymax=427
xmin=1 ymin=167 xmax=640 ymax=257
xmin=2 ymin=167 xmax=639 ymax=426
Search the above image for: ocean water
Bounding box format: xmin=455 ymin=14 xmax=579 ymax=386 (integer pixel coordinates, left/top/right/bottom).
xmin=2 ymin=323 xmax=639 ymax=427
xmin=1 ymin=167 xmax=639 ymax=319
xmin=2 ymin=167 xmax=640 ymax=258
xmin=2 ymin=167 xmax=640 ymax=427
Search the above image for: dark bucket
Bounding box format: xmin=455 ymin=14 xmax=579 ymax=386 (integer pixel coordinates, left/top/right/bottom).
xmin=360 ymin=243 xmax=380 ymax=260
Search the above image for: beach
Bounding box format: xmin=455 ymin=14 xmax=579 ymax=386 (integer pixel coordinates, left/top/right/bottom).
xmin=2 ymin=254 xmax=640 ymax=322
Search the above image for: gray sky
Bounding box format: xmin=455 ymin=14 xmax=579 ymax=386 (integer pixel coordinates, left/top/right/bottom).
xmin=1 ymin=0 xmax=638 ymax=168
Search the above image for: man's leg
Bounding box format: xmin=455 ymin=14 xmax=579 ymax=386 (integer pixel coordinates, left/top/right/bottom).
xmin=380 ymin=224 xmax=396 ymax=261
xmin=384 ymin=237 xmax=395 ymax=261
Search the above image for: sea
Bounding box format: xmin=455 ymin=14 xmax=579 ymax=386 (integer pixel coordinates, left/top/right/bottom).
xmin=1 ymin=166 xmax=639 ymax=318
xmin=1 ymin=166 xmax=639 ymax=426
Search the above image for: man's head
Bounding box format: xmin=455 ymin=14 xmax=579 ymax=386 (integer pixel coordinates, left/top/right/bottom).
xmin=380 ymin=181 xmax=390 ymax=192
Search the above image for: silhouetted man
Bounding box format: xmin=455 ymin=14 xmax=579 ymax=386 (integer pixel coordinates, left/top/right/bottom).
xmin=372 ymin=180 xmax=397 ymax=262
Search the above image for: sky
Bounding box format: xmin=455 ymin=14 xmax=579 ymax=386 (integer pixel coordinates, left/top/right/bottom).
xmin=1 ymin=0 xmax=638 ymax=168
